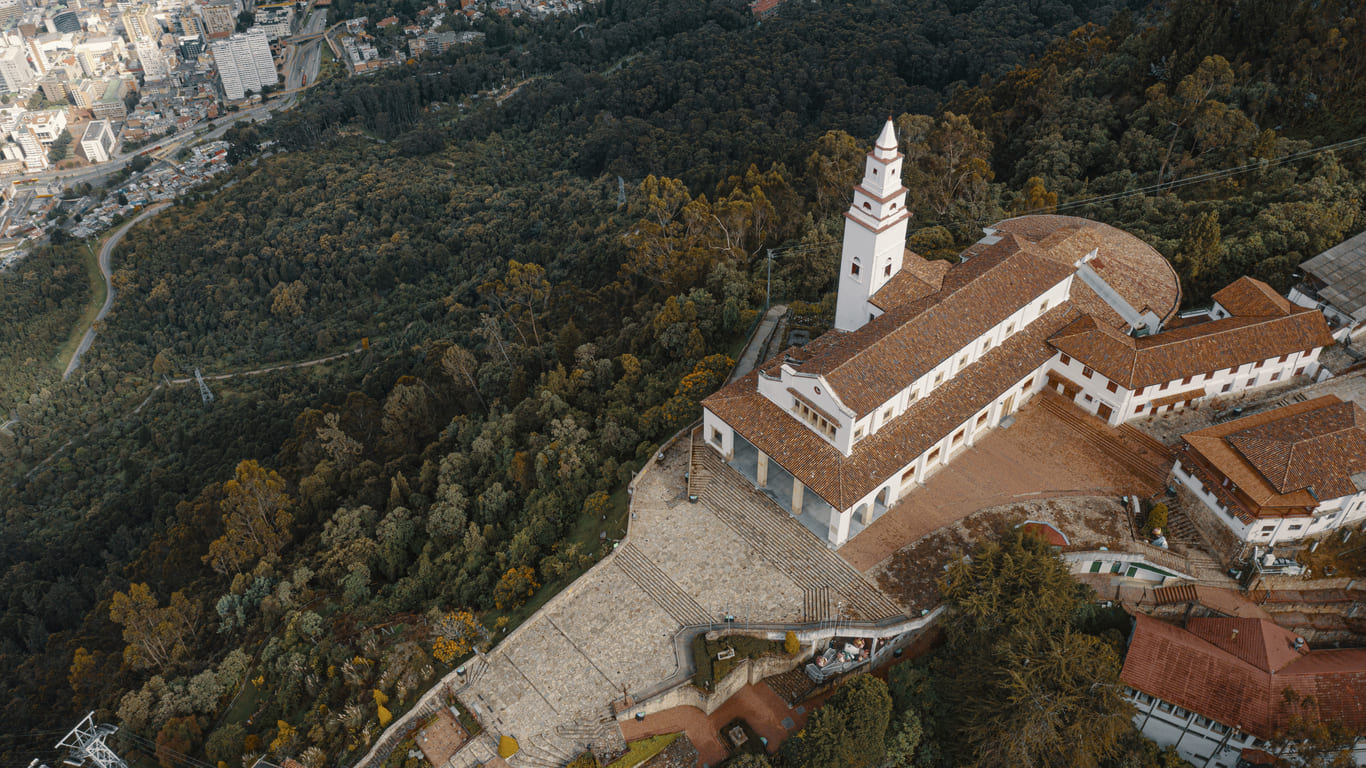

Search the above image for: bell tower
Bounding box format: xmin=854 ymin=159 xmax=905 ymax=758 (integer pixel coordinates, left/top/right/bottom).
xmin=834 ymin=118 xmax=911 ymax=332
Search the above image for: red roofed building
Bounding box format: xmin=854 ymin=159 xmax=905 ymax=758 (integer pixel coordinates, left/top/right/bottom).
xmin=1173 ymin=394 xmax=1366 ymax=543
xmin=699 ymin=119 xmax=1334 ymax=549
xmin=1122 ymin=614 xmax=1366 ymax=765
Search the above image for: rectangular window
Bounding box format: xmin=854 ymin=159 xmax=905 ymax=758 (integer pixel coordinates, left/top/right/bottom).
xmin=934 ymin=372 xmax=944 ymax=387
xmin=976 ymin=412 xmax=989 ymax=427
xmin=1084 ymin=394 xmax=1094 ymax=402
xmin=1279 ymin=354 xmax=1289 ymax=363
xmin=1039 ymin=300 xmax=1049 ymax=313
xmin=1082 ymin=366 xmax=1094 ymax=378
xmin=1106 ymin=381 xmax=1118 ymax=393
xmin=884 ymin=264 xmax=892 ymax=277
xmin=1182 ymin=375 xmax=1193 ymax=385
xmin=927 ymin=447 xmax=940 ymax=464
xmin=1157 ymin=701 xmax=1174 ymax=713
xmin=1255 ymin=360 xmax=1264 ymax=368
xmin=959 ymin=354 xmax=969 ymax=369
xmin=1134 ymin=404 xmax=1145 ymax=414
xmin=1260 ymin=525 xmax=1275 ymax=533
xmin=1270 ymin=372 xmax=1280 ymax=382
xmin=710 ymin=427 xmax=722 ymax=445
xmin=1247 ymin=378 xmax=1257 ymax=387
xmin=850 ymin=263 xmax=860 ymax=276
xmin=1295 ymin=367 xmax=1305 ymax=376
xmin=1288 ymin=524 xmax=1303 ymax=531
xmin=1060 ymin=353 xmax=1071 ymax=366
xmin=1221 ymin=382 xmax=1232 ymax=393
xmin=1023 ymin=378 xmax=1034 ymax=389
xmin=793 ymin=399 xmax=837 ymax=441
xmin=902 ymin=467 xmax=916 ymax=484
xmin=1005 ymin=322 xmax=1016 ymax=335
xmin=982 ymin=339 xmax=993 ymax=353
xmin=883 ymin=408 xmax=894 ymax=423
xmin=854 ymin=426 xmax=866 ymax=442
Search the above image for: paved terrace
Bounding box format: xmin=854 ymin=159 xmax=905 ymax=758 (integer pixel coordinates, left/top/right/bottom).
xmin=412 ymin=435 xmax=905 ymax=768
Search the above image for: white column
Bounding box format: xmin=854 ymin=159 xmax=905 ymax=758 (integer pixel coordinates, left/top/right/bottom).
xmin=829 ymin=507 xmax=851 ymax=547
xmin=860 ymin=503 xmax=873 ymax=525
xmin=756 ymin=452 xmax=768 ymax=488
xmin=791 ymin=478 xmax=804 ymax=517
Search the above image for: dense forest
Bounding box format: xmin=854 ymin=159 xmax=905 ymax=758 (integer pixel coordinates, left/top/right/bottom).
xmin=0 ymin=0 xmax=1363 ymax=765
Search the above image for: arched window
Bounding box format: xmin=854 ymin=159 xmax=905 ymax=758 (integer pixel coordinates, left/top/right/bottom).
xmin=850 ymin=258 xmax=861 ymax=277
xmin=862 ymin=202 xmax=871 ymax=210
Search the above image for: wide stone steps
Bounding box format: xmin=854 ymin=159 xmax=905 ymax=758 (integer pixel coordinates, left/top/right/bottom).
xmin=614 ymin=543 xmax=711 ymax=626
xmin=696 ymin=451 xmax=902 ymax=621
xmin=803 ymin=586 xmax=834 ymax=623
xmin=554 ymin=719 xmax=625 ymax=759
xmin=687 ymin=426 xmax=714 ymax=498
xmin=1117 ymin=423 xmax=1175 ymax=463
xmin=1037 ymin=392 xmax=1171 ymax=489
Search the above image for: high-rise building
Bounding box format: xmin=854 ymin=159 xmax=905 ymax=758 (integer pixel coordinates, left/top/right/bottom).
xmin=136 ymin=37 xmax=166 ymax=79
xmin=210 ymin=27 xmax=274 ymax=101
xmin=80 ymin=118 xmax=115 ymax=162
xmin=119 ymin=3 xmax=160 ymax=43
xmin=199 ymin=1 xmax=235 ymax=38
xmin=0 ymin=0 xmax=22 ymax=25
xmin=0 ymin=45 xmax=34 ymax=94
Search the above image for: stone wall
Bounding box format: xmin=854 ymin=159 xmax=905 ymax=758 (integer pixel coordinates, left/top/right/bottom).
xmin=1175 ymin=483 xmax=1245 ymax=566
xmin=619 ymin=652 xmax=807 ymax=721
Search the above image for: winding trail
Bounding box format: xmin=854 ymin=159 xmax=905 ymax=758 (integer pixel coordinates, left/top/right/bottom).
xmin=63 ymin=202 xmax=171 ymax=380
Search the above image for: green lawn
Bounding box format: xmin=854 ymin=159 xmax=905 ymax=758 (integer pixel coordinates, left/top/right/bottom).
xmin=605 ymin=733 xmax=680 ymax=768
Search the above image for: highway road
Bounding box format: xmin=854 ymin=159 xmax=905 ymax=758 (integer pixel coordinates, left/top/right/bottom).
xmin=284 ymin=10 xmax=328 ymax=92
xmin=62 ymin=201 xmax=171 ymax=380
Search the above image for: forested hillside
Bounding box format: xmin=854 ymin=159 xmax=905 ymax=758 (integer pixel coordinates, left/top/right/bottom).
xmin=0 ymin=0 xmax=1363 ymax=765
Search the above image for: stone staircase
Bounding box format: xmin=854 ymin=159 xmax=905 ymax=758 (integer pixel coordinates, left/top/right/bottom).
xmin=802 ymin=585 xmax=835 ymax=623
xmin=555 ymin=718 xmax=626 ymax=761
xmin=695 ymin=448 xmax=904 ymax=621
xmin=613 ymin=542 xmax=711 ymax=626
xmin=687 ymin=426 xmax=715 ymax=499
xmin=1037 ymin=391 xmax=1172 ymax=490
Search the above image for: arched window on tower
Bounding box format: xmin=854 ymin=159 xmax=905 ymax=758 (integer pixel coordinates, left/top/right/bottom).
xmin=862 ymin=202 xmax=871 ymax=210
xmin=851 ymin=258 xmax=861 ymax=277
xmin=884 ymin=263 xmax=892 ymax=277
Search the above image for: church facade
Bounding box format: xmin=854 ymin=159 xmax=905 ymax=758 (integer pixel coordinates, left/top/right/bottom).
xmin=701 ymin=119 xmax=1335 ymax=548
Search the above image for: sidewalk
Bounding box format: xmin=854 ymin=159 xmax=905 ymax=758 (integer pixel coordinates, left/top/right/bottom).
xmin=729 ymin=304 xmax=787 ymax=383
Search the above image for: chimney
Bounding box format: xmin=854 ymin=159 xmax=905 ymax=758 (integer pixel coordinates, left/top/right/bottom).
xmin=1231 ymin=628 xmax=1239 ymax=642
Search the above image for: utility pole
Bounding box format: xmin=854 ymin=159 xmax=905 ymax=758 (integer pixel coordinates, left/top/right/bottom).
xmin=766 ymin=248 xmax=774 ymax=309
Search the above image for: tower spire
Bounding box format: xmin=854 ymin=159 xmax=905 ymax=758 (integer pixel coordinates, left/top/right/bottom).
xmin=833 ymin=118 xmax=912 ymax=332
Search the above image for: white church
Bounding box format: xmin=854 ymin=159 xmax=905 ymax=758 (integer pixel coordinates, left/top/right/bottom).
xmin=701 ymin=119 xmax=1335 ymax=548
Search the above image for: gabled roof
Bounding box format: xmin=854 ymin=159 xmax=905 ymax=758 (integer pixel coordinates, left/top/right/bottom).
xmin=1122 ymin=614 xmax=1366 ymax=739
xmin=1049 ymin=278 xmax=1333 ymax=389
xmin=1213 ymin=277 xmax=1294 ymax=317
xmin=1183 ymin=395 xmax=1366 ymax=507
xmin=704 ymin=305 xmax=1078 ymax=510
xmin=789 ymin=236 xmax=1074 ymax=417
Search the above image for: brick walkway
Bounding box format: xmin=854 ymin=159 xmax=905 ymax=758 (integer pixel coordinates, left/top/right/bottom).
xmin=839 ymin=395 xmax=1171 ymax=573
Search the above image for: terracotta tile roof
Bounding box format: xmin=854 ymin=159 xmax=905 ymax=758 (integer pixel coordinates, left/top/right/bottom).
xmin=1213 ymin=277 xmax=1294 ymax=317
xmin=986 ymin=215 xmax=1182 ymax=325
xmin=867 ymin=251 xmax=948 ymax=311
xmin=1150 ymin=585 xmax=1273 ymax=620
xmin=790 ymin=236 xmax=1074 ymax=417
xmin=1122 ymin=614 xmax=1366 ymax=738
xmin=1049 ymin=283 xmax=1333 ymax=389
xmin=1183 ymin=395 xmax=1366 ymax=511
xmin=703 ymin=305 xmax=1078 ymax=509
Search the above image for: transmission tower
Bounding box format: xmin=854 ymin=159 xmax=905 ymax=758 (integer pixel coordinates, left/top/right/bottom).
xmin=617 ymin=176 xmax=626 ymax=208
xmin=56 ymin=713 xmax=128 ymax=768
xmin=194 ymin=367 xmax=213 ymax=404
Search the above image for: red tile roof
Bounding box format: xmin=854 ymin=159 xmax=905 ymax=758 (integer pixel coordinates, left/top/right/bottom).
xmin=1183 ymin=395 xmax=1366 ymax=511
xmin=1049 ymin=281 xmax=1333 ymax=389
xmin=789 ymin=235 xmax=1074 ymax=417
xmin=1122 ymin=614 xmax=1366 ymax=738
xmin=704 ymin=305 xmax=1077 ymax=509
